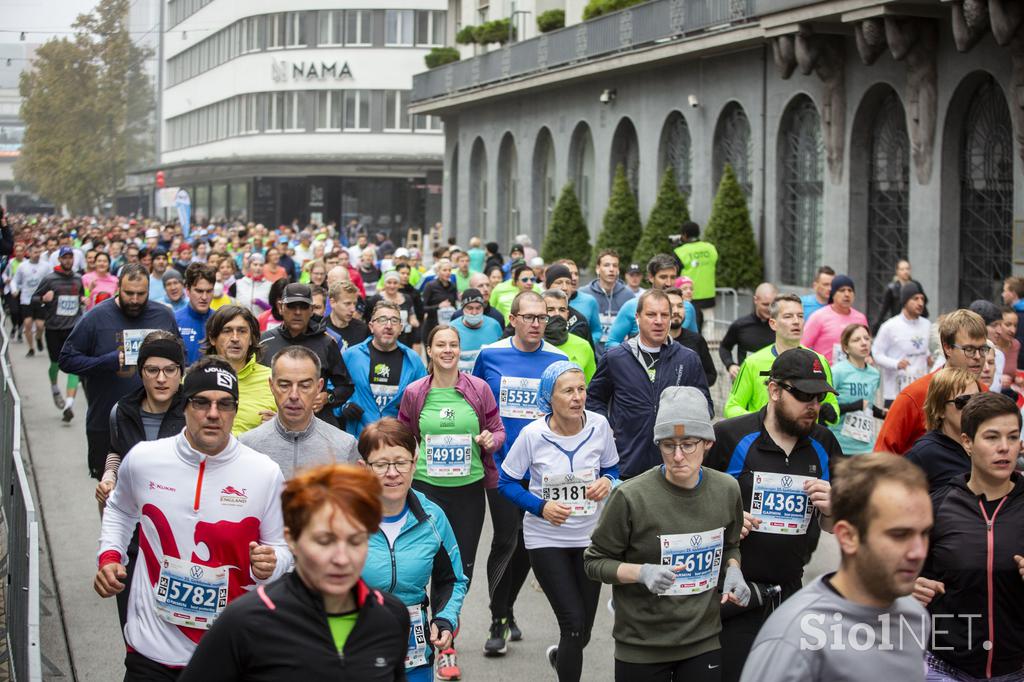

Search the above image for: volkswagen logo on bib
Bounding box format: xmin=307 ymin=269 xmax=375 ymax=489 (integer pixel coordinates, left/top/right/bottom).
xmin=190 ymin=565 xmax=204 ymax=580
xmin=781 ymin=475 xmax=793 ymax=488
xmin=690 ymin=534 xmax=703 ymax=548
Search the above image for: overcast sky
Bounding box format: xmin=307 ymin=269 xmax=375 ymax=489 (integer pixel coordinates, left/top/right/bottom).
xmin=0 ymin=0 xmax=99 ymax=45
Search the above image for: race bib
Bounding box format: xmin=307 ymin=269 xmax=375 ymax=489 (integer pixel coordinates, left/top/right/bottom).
xmin=438 ymin=306 xmax=455 ymax=326
xmin=400 ymin=309 xmax=411 ymax=334
xmin=370 ymin=384 xmax=399 ymax=410
xmin=841 ymin=410 xmax=874 ymax=444
xmin=832 ymin=344 xmax=847 ymax=363
xmin=750 ymin=472 xmax=814 ymax=535
xmin=154 ymin=555 xmax=229 ymax=630
xmin=425 ymin=433 xmax=472 ymax=477
xmin=56 ymin=294 xmax=79 ymax=317
xmin=405 ymin=605 xmax=428 ymax=669
xmin=897 ymin=370 xmax=921 ymax=392
xmin=458 ymin=349 xmax=480 ymax=373
xmin=659 ymin=527 xmax=724 ymax=596
xmin=499 ymin=377 xmax=541 ymax=419
xmin=122 ymin=328 xmax=159 ymax=366
xmin=599 ymin=312 xmax=616 ymax=343
xmin=541 ymin=470 xmax=596 ymax=516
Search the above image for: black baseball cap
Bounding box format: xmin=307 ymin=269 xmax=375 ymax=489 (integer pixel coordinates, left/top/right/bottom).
xmin=281 ymin=283 xmax=313 ymax=305
xmin=767 ymin=348 xmax=837 ymax=395
xmin=626 ymin=263 xmax=642 ymax=274
xmin=461 ymin=288 xmax=485 ymax=308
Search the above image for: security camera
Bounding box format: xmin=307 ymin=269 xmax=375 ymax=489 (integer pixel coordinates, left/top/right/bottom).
xmin=599 ymin=89 xmax=617 ymax=104
xmin=688 ymin=94 xmax=699 ymax=108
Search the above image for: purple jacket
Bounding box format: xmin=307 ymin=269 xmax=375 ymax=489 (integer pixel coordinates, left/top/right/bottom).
xmin=398 ymin=372 xmax=506 ymax=489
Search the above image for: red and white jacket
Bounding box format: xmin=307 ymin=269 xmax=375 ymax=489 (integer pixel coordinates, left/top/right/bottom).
xmin=98 ymin=431 xmax=293 ymax=667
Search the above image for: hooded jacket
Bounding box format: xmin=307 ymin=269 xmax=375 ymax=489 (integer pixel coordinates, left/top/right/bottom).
xmin=586 ymin=337 xmax=712 ymax=478
xmin=923 ymin=474 xmax=1024 ymax=679
xmin=341 ymin=338 xmax=426 ymax=437
xmin=232 ymin=355 xmax=277 ymax=436
xmin=904 ymin=430 xmax=970 ymax=493
xmin=108 ymin=385 xmax=186 ymax=457
xmin=585 ymin=278 xmax=636 ymax=346
xmin=32 ymin=266 xmax=84 ymax=330
xmin=259 ymin=315 xmax=354 ymax=428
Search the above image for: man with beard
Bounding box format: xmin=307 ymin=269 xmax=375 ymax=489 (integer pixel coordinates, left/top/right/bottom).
xmin=665 ymin=287 xmax=716 ymax=387
xmin=705 ymin=348 xmax=843 ymax=682
xmin=740 ymin=454 xmax=932 ymax=681
xmin=59 ymin=263 xmax=179 ymax=479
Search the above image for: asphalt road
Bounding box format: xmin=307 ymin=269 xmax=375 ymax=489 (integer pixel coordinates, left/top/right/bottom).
xmin=11 ymin=347 xmax=839 ymax=681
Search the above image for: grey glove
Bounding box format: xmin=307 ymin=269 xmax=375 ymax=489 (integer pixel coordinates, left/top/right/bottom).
xmin=638 ymin=564 xmax=677 ymax=595
xmin=722 ymin=564 xmax=751 ymax=607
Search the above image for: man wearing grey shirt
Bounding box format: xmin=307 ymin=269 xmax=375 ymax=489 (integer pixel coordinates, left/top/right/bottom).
xmin=740 ymin=454 xmax=933 ymax=682
xmin=240 ymin=345 xmax=358 ymax=478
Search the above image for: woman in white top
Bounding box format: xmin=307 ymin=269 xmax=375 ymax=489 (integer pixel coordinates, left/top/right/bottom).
xmin=499 ymin=360 xmax=619 ymax=682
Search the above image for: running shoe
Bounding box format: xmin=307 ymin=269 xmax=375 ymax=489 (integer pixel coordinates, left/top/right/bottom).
xmin=546 ymin=645 xmax=558 ymax=671
xmin=62 ymin=406 xmax=73 ymax=423
xmin=52 ymin=390 xmax=66 ymax=410
xmin=483 ymin=618 xmax=509 ymax=656
xmin=508 ymin=613 xmax=523 ymax=642
xmin=25 ymin=349 xmax=34 ymax=358
xmin=435 ymin=648 xmax=461 ymax=680
xmin=36 ymin=337 xmax=43 ymax=352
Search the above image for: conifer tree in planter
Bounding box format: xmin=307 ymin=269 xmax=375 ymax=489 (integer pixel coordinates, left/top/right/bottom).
xmin=633 ymin=167 xmax=689 ymax=269
xmin=593 ymin=164 xmax=642 ymax=267
xmin=703 ymin=164 xmax=763 ymax=290
xmin=542 ymin=182 xmax=591 ymax=268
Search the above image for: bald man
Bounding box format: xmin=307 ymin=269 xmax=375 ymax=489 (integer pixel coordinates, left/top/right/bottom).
xmin=721 ymin=283 xmax=778 ymax=379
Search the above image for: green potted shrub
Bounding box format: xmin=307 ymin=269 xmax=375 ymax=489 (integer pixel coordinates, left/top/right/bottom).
xmin=542 ymin=182 xmax=591 ymax=268
xmin=593 ymin=164 xmax=642 ymax=267
xmin=633 ymin=167 xmax=689 ymax=270
xmin=537 ymin=9 xmax=565 ymax=32
xmin=704 ymin=164 xmax=763 ymax=290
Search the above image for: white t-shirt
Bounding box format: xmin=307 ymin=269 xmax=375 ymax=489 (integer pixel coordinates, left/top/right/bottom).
xmin=501 ymin=410 xmax=619 ymax=550
xmin=379 ymin=509 xmax=408 ymax=547
xmin=872 ymin=314 xmax=932 ymax=400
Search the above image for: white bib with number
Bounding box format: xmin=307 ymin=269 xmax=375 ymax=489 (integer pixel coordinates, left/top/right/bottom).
xmin=438 ymin=307 xmax=455 ymax=326
xmin=370 ymin=383 xmax=399 ymax=411
xmin=56 ymin=294 xmax=79 ymax=316
xmin=458 ymin=349 xmax=480 ymax=373
xmin=897 ymin=370 xmax=922 ymax=393
xmin=659 ymin=527 xmax=724 ymax=596
xmin=541 ymin=470 xmax=596 ymax=516
xmin=122 ymin=328 xmax=159 ymax=366
xmin=154 ymin=555 xmax=229 ymax=630
xmin=599 ymin=312 xmax=616 ymax=343
xmin=405 ymin=605 xmax=428 ymax=669
xmin=425 ymin=433 xmax=472 ymax=477
xmin=750 ymin=471 xmax=814 ymax=535
xmin=841 ymin=410 xmax=875 ymax=444
xmin=499 ymin=377 xmax=541 ymax=419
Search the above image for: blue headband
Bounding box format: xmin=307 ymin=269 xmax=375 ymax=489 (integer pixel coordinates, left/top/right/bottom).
xmin=536 ymin=360 xmax=585 ymax=414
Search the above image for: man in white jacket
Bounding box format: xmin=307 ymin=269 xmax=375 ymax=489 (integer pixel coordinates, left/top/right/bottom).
xmin=94 ymin=357 xmax=292 ymax=680
xmin=872 ymin=282 xmax=931 ymax=406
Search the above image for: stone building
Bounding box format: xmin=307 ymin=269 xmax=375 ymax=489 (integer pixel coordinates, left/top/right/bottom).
xmin=410 ymin=0 xmax=1021 ymax=318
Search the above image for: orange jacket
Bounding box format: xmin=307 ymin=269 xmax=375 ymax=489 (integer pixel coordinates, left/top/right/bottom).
xmin=875 ymin=371 xmax=987 ymax=455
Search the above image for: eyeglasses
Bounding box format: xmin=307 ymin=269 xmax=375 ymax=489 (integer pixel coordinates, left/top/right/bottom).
xmin=187 ymin=396 xmax=239 ymax=413
xmin=778 ymin=383 xmax=827 ymax=404
xmin=951 ymin=343 xmax=993 ymax=359
xmin=141 ymin=365 xmax=181 ymax=379
xmin=367 ymin=459 xmax=413 ymax=475
xmin=515 ymin=314 xmax=550 ymax=326
xmin=658 ymin=440 xmax=702 ymax=455
xmin=372 ymin=316 xmax=402 ymax=326
xmin=946 ymin=394 xmax=976 ymax=410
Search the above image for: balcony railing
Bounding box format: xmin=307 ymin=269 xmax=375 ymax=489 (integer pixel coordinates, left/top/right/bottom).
xmin=412 ymin=0 xmax=763 ymax=103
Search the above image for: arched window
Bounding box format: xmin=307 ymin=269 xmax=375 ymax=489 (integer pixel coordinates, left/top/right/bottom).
xmin=497 ymin=133 xmax=519 ymax=245
xmin=469 ymin=138 xmax=487 ymax=235
xmin=958 ymin=77 xmax=1013 ymax=305
xmin=569 ymin=123 xmax=594 ymax=224
xmin=713 ymin=102 xmax=752 ymax=197
xmin=778 ymin=96 xmax=824 ymax=286
xmin=532 ymin=128 xmax=557 ymax=240
xmin=865 ymin=91 xmax=910 ymax=318
xmin=609 ymin=118 xmax=640 ymax=197
xmin=658 ymin=111 xmax=692 ymax=198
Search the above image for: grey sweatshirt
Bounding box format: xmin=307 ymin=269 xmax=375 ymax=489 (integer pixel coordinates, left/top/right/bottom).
xmin=740 ymin=574 xmax=929 ymax=682
xmin=584 ymin=465 xmax=743 ymax=664
xmin=239 ymin=416 xmax=358 ymax=479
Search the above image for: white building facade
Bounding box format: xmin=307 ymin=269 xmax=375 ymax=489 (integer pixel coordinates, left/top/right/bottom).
xmin=159 ymin=0 xmax=445 ymax=230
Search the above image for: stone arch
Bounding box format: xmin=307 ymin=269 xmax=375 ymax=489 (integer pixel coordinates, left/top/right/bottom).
xmin=658 ymin=111 xmax=692 ymax=199
xmin=609 ymin=117 xmax=640 ymax=197
xmin=568 ymin=122 xmax=595 ymax=225
xmin=712 ymin=101 xmax=752 ymax=198
xmin=776 ymin=94 xmax=824 ymax=287
xmin=532 ymin=127 xmax=557 ymax=244
xmin=496 ymin=132 xmax=520 ymax=248
xmin=469 ymin=137 xmax=488 ymax=238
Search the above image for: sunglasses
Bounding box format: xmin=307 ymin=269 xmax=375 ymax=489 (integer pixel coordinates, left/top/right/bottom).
xmin=946 ymin=394 xmax=975 ymax=410
xmin=778 ymin=383 xmax=827 ymax=404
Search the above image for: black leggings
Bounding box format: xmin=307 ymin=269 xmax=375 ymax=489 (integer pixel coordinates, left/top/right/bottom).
xmin=412 ymin=479 xmax=486 ymax=583
xmin=123 ymin=651 xmax=181 ymax=682
xmin=529 ymin=547 xmax=600 ymax=682
xmin=485 ymin=487 xmax=531 ymax=621
xmin=615 ymin=649 xmax=722 ymax=682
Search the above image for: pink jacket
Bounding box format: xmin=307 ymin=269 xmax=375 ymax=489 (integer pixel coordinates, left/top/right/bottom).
xmin=398 ymin=372 xmax=506 ymax=488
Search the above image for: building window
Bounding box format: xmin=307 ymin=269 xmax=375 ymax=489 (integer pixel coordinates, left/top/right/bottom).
xmin=286 ymin=12 xmax=306 ymax=47
xmin=284 ymin=91 xmax=302 ymax=131
xmin=778 ymin=96 xmax=824 ymax=287
xmin=609 ymin=118 xmax=640 ymax=198
xmin=319 ymin=10 xmax=344 ymax=46
xmin=268 ymin=13 xmax=286 ymax=49
xmin=244 ymin=16 xmax=262 ymax=53
xmin=659 ymin=111 xmax=692 ymax=198
xmin=346 ymin=10 xmax=371 ymax=46
xmin=416 ymin=10 xmax=446 ymax=46
xmin=343 ymin=90 xmax=369 ymax=130
xmin=385 ymin=91 xmax=410 ymax=131
xmin=386 ymin=10 xmax=415 ymax=46
xmin=713 ymin=102 xmax=753 ymax=198
xmin=316 ymin=91 xmax=343 ymax=131
xmin=470 ymin=139 xmax=488 ymax=234
xmin=498 ymin=135 xmax=519 ymax=242
xmin=414 ymin=114 xmax=443 ymax=132
xmin=268 ymin=92 xmax=286 ymax=131
xmin=569 ymin=123 xmax=594 ymax=224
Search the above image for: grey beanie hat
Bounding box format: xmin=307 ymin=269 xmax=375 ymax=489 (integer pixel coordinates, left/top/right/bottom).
xmin=653 ymin=386 xmax=715 ymax=443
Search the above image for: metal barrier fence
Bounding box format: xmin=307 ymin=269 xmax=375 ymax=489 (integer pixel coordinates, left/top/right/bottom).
xmin=0 ymin=305 xmax=42 ymax=682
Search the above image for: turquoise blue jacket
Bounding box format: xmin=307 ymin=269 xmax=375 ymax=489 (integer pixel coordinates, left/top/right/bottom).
xmin=341 ymin=339 xmax=426 ymax=438
xmin=363 ymin=490 xmax=468 ymax=635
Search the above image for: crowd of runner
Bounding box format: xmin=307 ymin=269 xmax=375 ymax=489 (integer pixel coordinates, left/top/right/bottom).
xmin=0 ymin=205 xmax=1022 ymax=682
